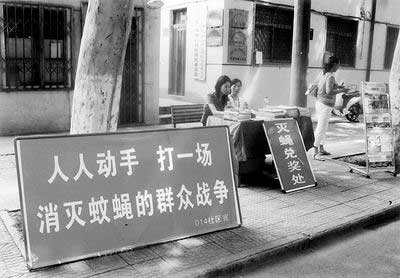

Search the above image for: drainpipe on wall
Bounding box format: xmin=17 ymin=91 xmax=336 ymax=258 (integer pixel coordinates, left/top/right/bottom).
xmin=365 ymin=0 xmax=376 ymax=82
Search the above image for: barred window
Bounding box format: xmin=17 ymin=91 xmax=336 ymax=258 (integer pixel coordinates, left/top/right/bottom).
xmin=254 ymin=5 xmax=293 ymax=64
xmin=326 ymin=17 xmax=358 ymax=67
xmin=2 ymin=3 xmax=71 ymax=90
xmin=384 ymin=26 xmax=399 ymax=69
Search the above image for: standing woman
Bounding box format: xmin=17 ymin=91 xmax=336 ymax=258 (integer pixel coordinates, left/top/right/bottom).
xmin=314 ymin=56 xmax=349 ymax=158
xmin=201 ymin=75 xmax=231 ymax=126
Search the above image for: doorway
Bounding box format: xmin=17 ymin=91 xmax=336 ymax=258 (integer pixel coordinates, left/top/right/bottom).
xmin=119 ymin=9 xmax=144 ymax=125
xmin=168 ymin=9 xmax=187 ymax=96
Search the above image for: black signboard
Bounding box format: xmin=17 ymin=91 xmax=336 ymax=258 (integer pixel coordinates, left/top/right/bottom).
xmin=263 ymin=119 xmax=316 ymax=193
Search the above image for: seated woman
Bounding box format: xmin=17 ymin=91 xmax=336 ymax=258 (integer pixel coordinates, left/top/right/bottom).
xmin=201 ymin=75 xmax=231 ymax=126
xmin=226 ymin=78 xmax=247 ymax=111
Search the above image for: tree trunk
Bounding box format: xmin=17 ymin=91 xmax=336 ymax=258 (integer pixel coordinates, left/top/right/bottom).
xmin=70 ymin=0 xmax=134 ymax=134
xmin=389 ymin=34 xmax=400 ymax=173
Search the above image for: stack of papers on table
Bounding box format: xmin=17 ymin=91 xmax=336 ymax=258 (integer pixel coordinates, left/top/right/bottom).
xmin=224 ymin=110 xmax=252 ymax=122
xmin=274 ymin=105 xmax=299 ymax=117
xmin=255 ymin=108 xmax=286 ymax=120
xmin=297 ymin=107 xmax=310 ymax=116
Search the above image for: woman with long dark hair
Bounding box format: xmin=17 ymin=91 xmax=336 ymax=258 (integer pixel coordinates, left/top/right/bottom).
xmin=201 ymin=75 xmax=231 ymax=126
xmin=314 ymin=56 xmax=349 ymax=159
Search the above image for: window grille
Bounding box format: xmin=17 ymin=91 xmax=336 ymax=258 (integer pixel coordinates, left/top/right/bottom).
xmin=384 ymin=26 xmax=399 ymax=69
xmin=1 ymin=3 xmax=71 ymax=90
xmin=254 ymin=5 xmax=293 ymax=64
xmin=326 ymin=16 xmax=358 ymax=67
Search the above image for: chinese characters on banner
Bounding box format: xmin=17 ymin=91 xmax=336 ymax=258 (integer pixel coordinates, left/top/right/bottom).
xmin=15 ymin=126 xmax=241 ymax=269
xmin=192 ymin=3 xmax=207 ymax=80
xmin=263 ymin=119 xmax=316 ymax=193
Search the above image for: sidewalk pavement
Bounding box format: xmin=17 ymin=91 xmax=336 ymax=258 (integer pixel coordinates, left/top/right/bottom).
xmin=1 ymin=119 xmax=399 ymax=278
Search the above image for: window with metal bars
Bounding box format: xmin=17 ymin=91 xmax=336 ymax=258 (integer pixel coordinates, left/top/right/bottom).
xmin=384 ymin=26 xmax=399 ymax=69
xmin=326 ymin=16 xmax=358 ymax=67
xmin=254 ymin=5 xmax=293 ymax=64
xmin=2 ymin=3 xmax=71 ymax=90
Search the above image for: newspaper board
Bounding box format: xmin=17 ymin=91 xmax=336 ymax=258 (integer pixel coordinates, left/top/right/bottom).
xmin=14 ymin=126 xmax=241 ymax=269
xmin=358 ymin=82 xmax=395 ymax=176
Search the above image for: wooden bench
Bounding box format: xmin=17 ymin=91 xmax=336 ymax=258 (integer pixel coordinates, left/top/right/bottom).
xmin=171 ymin=104 xmax=205 ymax=128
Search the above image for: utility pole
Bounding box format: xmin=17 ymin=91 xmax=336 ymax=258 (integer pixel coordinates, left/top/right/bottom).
xmin=289 ymin=0 xmax=311 ymax=107
xmin=70 ymin=0 xmax=134 ymax=134
xmin=389 ymin=32 xmax=400 ymax=174
xmin=365 ymin=0 xmax=377 ymax=82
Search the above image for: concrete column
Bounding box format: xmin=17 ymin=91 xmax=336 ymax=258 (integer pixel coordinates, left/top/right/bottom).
xmin=365 ymin=0 xmax=376 ymax=82
xmin=389 ymin=34 xmax=400 ymax=174
xmin=289 ymin=0 xmax=311 ymax=108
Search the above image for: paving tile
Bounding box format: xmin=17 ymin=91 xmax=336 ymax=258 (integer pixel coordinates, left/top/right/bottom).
xmin=0 ymin=242 xmax=26 ymax=274
xmin=324 ymin=190 xmax=366 ymax=203
xmin=356 ymin=195 xmax=388 ymax=206
xmin=0 ymin=219 xmax=14 ymax=245
xmin=372 ymin=189 xmax=399 ymax=201
xmin=309 ymin=197 xmax=341 ymax=208
xmin=149 ymin=241 xmax=189 ymax=258
xmin=239 ymin=192 xmax=275 ymax=205
xmin=344 ymin=199 xmax=374 ymax=210
xmin=264 ymin=221 xmax=308 ymax=238
xmin=176 ymin=237 xmax=207 ymax=249
xmin=132 ymin=258 xmax=176 ymax=278
xmin=84 ymin=254 xmax=128 ymax=275
xmin=198 ymin=229 xmax=235 ymax=244
xmin=359 ymin=183 xmax=393 ymax=194
xmin=162 ymin=243 xmax=225 ymax=272
xmin=119 ymin=247 xmax=159 ymax=265
xmin=230 ymin=226 xmax=278 ymax=244
xmin=275 ymin=192 xmax=319 ymax=205
xmin=212 ymin=231 xmax=260 ymax=254
xmin=95 ymin=266 xmax=140 ymax=277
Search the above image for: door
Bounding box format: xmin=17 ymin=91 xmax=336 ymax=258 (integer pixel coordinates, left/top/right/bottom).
xmin=119 ymin=9 xmax=143 ymax=125
xmin=169 ymin=9 xmax=186 ymax=96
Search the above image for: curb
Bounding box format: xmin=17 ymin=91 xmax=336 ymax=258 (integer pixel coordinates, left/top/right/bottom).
xmin=176 ymin=202 xmax=400 ymax=278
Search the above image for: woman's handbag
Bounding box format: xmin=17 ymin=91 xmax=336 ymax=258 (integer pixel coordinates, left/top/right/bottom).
xmin=305 ymin=83 xmax=318 ymax=97
xmin=305 ymin=73 xmax=322 ymax=97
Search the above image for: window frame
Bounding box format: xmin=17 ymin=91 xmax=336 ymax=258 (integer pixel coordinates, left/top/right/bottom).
xmin=325 ymin=16 xmax=358 ymax=68
xmin=384 ymin=25 xmax=399 ymax=70
xmin=253 ymin=4 xmax=294 ymax=65
xmin=0 ymin=2 xmax=72 ymax=91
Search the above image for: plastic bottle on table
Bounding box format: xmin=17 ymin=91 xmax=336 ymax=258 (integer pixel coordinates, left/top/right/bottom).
xmin=263 ymin=97 xmax=270 ymax=108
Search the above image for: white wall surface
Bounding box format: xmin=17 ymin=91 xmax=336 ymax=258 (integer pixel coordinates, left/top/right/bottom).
xmin=376 ymin=0 xmax=400 ymax=24
xmin=0 ymin=91 xmax=70 ymax=135
xmin=309 ymin=13 xmax=326 ymax=68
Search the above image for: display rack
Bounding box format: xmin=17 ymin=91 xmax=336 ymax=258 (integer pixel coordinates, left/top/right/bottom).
xmin=349 ymin=82 xmax=396 ymax=178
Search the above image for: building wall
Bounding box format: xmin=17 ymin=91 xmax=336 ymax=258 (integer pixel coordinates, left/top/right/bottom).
xmin=0 ymin=0 xmax=160 ymax=135
xmin=159 ymin=0 xmax=400 ymax=109
xmin=0 ymin=0 xmax=81 ymax=135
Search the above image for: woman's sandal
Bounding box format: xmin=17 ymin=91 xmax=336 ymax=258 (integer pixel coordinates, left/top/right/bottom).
xmin=313 ymin=153 xmax=325 ymax=161
xmin=319 ymin=150 xmax=331 ymax=156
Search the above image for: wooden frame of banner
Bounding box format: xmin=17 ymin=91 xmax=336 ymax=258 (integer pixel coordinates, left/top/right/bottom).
xmin=14 ymin=126 xmax=242 ymax=269
xmin=263 ymin=119 xmax=317 ymax=193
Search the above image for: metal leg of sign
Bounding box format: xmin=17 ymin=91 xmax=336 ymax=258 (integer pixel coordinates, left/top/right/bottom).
xmin=384 ymin=170 xmax=397 ymax=177
xmin=349 ymin=165 xmax=371 ymax=179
